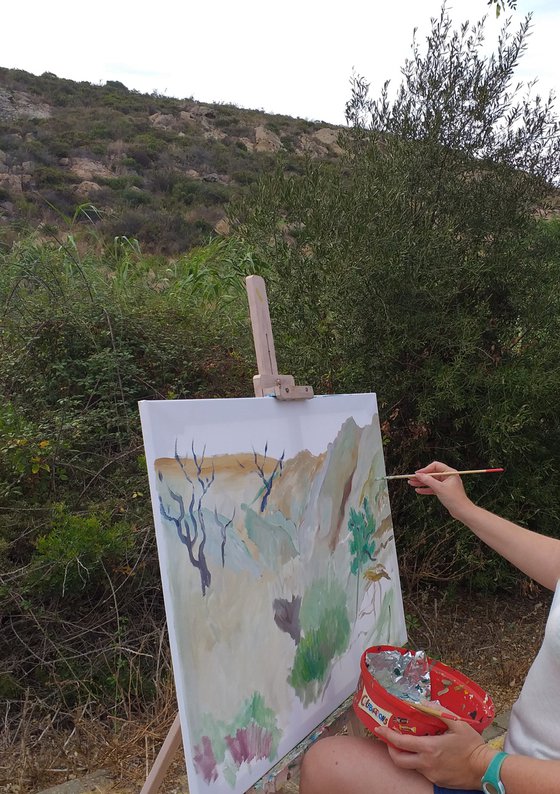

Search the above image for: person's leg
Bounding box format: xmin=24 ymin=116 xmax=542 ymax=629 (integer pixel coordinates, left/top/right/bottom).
xmin=299 ymin=734 xmax=434 ymax=794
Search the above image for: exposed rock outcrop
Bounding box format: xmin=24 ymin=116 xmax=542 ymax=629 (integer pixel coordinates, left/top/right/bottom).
xmin=254 ymin=125 xmax=282 ymax=153
xmin=0 ymin=87 xmax=51 ymax=121
xmin=69 ymin=158 xmax=113 ymax=180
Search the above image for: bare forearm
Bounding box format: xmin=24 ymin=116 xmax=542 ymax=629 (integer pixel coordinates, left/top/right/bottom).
xmin=454 ymin=502 xmax=560 ymax=590
xmin=465 ymin=749 xmax=560 ymax=792
xmin=499 ymin=755 xmax=560 ymax=794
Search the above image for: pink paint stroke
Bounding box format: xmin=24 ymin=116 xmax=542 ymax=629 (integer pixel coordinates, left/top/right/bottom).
xmin=193 ymin=735 xmax=218 ymax=783
xmin=226 ymin=723 xmax=273 ymax=766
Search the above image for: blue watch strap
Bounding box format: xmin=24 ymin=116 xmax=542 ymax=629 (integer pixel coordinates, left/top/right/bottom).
xmin=481 ymin=751 xmax=508 ymax=794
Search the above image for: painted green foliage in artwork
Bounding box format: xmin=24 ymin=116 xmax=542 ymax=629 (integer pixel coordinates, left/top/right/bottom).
xmin=288 ymin=577 xmax=350 ymax=698
xmin=348 ymin=497 xmax=376 ymax=575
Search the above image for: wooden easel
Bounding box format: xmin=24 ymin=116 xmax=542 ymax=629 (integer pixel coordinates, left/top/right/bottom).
xmin=140 ymin=275 xmax=361 ymax=794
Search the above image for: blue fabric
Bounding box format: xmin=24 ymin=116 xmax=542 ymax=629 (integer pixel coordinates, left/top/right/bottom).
xmin=433 ymin=787 xmax=481 ymax=794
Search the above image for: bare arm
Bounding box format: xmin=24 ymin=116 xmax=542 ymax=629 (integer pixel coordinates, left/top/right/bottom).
xmin=500 ymin=754 xmax=560 ymax=794
xmin=409 ymin=461 xmax=560 ymax=591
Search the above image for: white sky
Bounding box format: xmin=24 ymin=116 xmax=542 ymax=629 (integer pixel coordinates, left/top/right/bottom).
xmin=3 ymin=0 xmax=558 ymax=124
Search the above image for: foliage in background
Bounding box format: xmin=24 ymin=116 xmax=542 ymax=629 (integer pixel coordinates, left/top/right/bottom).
xmin=0 ymin=220 xmax=263 ymax=717
xmin=233 ymin=7 xmax=560 ymax=590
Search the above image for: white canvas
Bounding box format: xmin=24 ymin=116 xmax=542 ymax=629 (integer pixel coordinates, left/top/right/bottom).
xmin=139 ymin=393 xmax=406 ymax=794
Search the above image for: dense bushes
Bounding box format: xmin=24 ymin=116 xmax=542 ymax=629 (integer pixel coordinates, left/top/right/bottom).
xmin=0 ymin=232 xmax=261 ymax=710
xmin=233 ymin=9 xmax=560 ymax=590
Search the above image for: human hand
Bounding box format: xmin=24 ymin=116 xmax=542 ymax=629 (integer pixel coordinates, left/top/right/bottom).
xmin=374 ymin=716 xmax=496 ymax=789
xmin=408 ymin=461 xmax=473 ymax=521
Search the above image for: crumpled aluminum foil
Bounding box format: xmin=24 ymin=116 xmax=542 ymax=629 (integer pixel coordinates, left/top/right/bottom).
xmin=365 ymin=649 xmax=432 ymax=703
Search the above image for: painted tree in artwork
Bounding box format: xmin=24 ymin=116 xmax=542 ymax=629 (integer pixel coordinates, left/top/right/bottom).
xmin=289 ymin=578 xmax=351 ymax=705
xmin=214 ymin=506 xmax=235 ymax=567
xmin=348 ymin=498 xmax=376 ymax=617
xmin=158 ymin=441 xmax=230 ymax=596
xmin=252 ymin=442 xmax=285 ymax=511
xmin=348 ymin=498 xmax=376 ymax=574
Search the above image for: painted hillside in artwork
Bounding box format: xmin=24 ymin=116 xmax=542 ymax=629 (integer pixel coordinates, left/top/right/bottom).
xmin=146 ymin=398 xmax=406 ymax=794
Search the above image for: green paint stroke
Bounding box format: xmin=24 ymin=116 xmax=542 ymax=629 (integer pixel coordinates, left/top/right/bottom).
xmin=195 ymin=712 xmax=230 ymax=764
xmin=374 ymin=587 xmax=394 ymax=644
xmin=244 ymin=505 xmax=298 ymax=569
xmin=237 ymin=691 xmax=281 ymax=745
xmin=348 ymin=497 xmax=376 ymax=575
xmin=289 ymin=578 xmax=350 ymax=702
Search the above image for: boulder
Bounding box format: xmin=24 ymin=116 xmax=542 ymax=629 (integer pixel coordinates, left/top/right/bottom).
xmin=74 ymin=180 xmax=103 ymax=197
xmin=70 ymin=158 xmax=113 ymax=180
xmin=254 ymin=125 xmax=282 ymax=153
xmin=0 ymin=173 xmax=23 ymax=192
xmin=314 ymin=127 xmax=344 ymax=154
xmin=0 ymin=87 xmax=51 ymax=121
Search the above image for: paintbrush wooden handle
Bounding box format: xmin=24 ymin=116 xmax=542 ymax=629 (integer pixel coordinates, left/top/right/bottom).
xmin=408 ymin=701 xmax=458 ymax=720
xmin=383 ymin=468 xmax=504 ymax=481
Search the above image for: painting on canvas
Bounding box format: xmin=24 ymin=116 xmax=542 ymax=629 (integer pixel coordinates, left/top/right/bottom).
xmin=139 ymin=393 xmax=406 ymax=794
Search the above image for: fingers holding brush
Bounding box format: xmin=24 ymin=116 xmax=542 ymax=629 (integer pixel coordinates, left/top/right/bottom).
xmin=408 ymin=462 xmax=472 ymax=518
xmin=408 ymin=461 xmax=459 ymax=491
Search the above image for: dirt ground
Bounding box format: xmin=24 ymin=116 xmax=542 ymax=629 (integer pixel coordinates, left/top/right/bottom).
xmin=0 ymin=583 xmax=551 ymax=794
xmin=403 ymin=582 xmax=550 ymax=716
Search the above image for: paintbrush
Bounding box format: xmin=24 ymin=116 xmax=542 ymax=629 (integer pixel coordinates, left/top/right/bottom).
xmin=407 ymin=701 xmax=459 ymax=721
xmin=381 ymin=468 xmax=504 ymax=481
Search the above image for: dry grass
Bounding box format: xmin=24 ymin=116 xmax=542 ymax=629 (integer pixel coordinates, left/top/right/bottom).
xmin=0 ymin=675 xmax=180 ymax=793
xmin=0 ymin=584 xmax=550 ymax=793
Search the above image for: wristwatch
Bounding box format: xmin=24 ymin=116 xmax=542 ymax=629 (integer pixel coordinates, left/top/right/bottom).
xmin=481 ymin=751 xmax=509 ymax=794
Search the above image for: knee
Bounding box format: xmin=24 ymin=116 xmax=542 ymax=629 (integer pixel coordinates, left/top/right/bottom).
xmin=299 ymin=737 xmax=347 ymax=794
xmin=299 ymin=734 xmax=396 ymax=794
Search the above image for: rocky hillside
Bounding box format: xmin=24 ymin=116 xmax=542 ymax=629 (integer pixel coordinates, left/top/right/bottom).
xmin=0 ymin=68 xmax=344 ymax=253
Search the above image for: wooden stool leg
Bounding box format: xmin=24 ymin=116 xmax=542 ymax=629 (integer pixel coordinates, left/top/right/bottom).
xmin=140 ymin=713 xmax=182 ymax=794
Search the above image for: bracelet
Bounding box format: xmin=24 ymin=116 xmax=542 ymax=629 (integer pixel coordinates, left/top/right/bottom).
xmin=481 ymin=751 xmax=509 ymax=794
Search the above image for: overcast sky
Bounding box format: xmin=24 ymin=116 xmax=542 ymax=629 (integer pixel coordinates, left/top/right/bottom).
xmin=3 ymin=0 xmax=558 ymax=124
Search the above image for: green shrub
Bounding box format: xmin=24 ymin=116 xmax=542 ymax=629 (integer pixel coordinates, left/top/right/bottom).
xmin=30 ymin=505 xmax=135 ymax=597
xmin=0 ymin=403 xmax=52 ymax=503
xmin=171 ymin=177 xmax=200 ymax=204
xmin=196 ymin=181 xmax=230 ymax=205
xmin=33 ymin=165 xmax=80 ymax=188
xmin=103 ymin=175 xmax=143 ymax=190
xmin=122 ymin=186 xmax=151 ymax=206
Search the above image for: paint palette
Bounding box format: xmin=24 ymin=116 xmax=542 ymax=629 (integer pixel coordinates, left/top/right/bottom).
xmin=353 ymin=645 xmax=495 ymax=738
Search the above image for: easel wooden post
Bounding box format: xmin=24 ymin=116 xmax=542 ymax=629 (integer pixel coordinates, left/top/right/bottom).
xmin=246 ymin=275 xmax=313 ymax=400
xmin=141 ymin=275 xmax=362 ymax=794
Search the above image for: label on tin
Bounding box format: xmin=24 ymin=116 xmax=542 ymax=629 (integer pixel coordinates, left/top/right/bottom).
xmin=356 ymin=686 xmax=392 ymax=726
